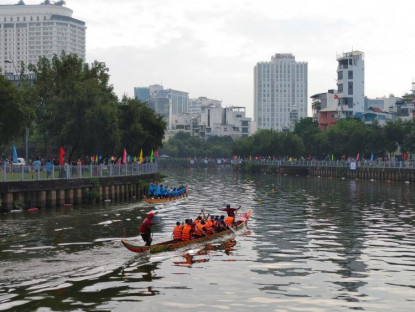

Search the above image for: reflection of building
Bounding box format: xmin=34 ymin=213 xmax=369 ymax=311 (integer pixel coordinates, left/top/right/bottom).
xmin=254 ymin=53 xmax=308 ymax=132
xmin=0 ymin=3 xmax=86 ymax=74
xmin=336 ymin=51 xmax=364 ymax=119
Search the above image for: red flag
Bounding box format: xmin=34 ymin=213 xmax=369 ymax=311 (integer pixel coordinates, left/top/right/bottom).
xmin=123 ymin=148 xmax=127 ymax=164
xmin=403 ymin=153 xmax=408 ymax=161
xmin=356 ymin=153 xmax=360 ymax=161
xmin=59 ymin=146 xmax=65 ymax=165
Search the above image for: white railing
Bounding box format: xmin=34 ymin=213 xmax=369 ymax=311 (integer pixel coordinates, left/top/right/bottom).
xmin=1 ymin=163 xmax=158 ymax=182
xmin=232 ymin=159 xmax=415 ymax=169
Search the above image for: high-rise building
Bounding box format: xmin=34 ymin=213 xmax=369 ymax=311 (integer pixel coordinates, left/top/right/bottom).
xmin=188 ymin=97 xmax=222 ymax=115
xmin=254 ymin=53 xmax=308 ymax=132
xmin=134 ymin=84 xmax=189 ymax=130
xmin=0 ymin=2 xmax=86 ymax=74
xmin=336 ymin=50 xmax=364 ymax=118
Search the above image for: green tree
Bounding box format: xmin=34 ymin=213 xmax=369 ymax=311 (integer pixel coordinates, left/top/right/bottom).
xmin=294 ymin=117 xmax=322 ymax=157
xmin=118 ymin=96 xmax=166 ymax=156
xmin=0 ymin=75 xmax=26 ymax=145
xmin=29 ymin=53 xmax=121 ymax=159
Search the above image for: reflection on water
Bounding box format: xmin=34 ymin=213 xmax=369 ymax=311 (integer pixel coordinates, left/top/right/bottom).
xmin=1 ymin=168 xmax=414 ymax=311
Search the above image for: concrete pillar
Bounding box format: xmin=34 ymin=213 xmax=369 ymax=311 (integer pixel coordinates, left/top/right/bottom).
xmin=98 ymin=186 xmax=103 ymax=202
xmin=39 ymin=191 xmax=46 ymax=208
xmin=57 ymin=189 xmax=65 ymax=206
xmin=74 ymin=188 xmax=82 ymax=205
xmin=47 ymin=190 xmax=56 ymax=207
xmin=104 ymin=186 xmax=109 ymax=200
xmin=2 ymin=193 xmax=13 ymax=211
xmin=65 ymin=189 xmax=74 ymax=205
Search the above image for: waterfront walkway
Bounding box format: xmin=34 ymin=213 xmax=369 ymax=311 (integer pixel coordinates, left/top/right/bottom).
xmin=1 ymin=163 xmax=158 ymax=182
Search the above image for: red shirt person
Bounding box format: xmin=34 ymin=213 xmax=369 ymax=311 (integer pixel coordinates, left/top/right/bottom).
xmin=139 ymin=212 xmax=155 ymax=246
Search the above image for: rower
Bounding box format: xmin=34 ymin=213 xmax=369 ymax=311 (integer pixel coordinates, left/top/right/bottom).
xmin=193 ymin=220 xmax=206 ymax=238
xmin=173 ymin=221 xmax=183 ymax=241
xmin=182 ymin=219 xmax=192 ymax=241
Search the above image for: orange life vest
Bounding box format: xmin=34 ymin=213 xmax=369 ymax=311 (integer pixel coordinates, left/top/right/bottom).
xmin=225 ymin=216 xmax=234 ymax=227
xmin=204 ymin=221 xmax=213 ymax=235
xmin=173 ymin=225 xmax=183 ymax=240
xmin=182 ymin=224 xmax=192 ymax=241
xmin=194 ymin=223 xmax=205 ymax=236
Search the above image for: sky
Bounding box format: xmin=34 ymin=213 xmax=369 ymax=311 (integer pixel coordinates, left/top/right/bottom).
xmin=4 ymin=0 xmax=415 ymax=118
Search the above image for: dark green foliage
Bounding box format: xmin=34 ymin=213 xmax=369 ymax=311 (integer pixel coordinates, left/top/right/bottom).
xmin=118 ymin=96 xmax=166 ymax=156
xmin=161 ymin=132 xmax=233 ymax=158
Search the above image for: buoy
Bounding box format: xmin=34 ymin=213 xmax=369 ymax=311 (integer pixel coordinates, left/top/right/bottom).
xmin=386 ymin=180 xmax=391 ymax=183
xmin=27 ymin=208 xmax=39 ymax=212
xmin=341 ymin=177 xmax=346 ymax=180
xmin=104 ymin=199 xmax=111 ymax=203
xmin=258 ymin=199 xmax=262 ymax=202
xmin=370 ymin=179 xmax=375 ymax=182
xmin=63 ymin=203 xmax=72 ymax=207
xmin=405 ymin=181 xmax=410 ymax=184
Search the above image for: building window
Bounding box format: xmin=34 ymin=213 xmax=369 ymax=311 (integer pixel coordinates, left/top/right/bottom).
xmin=348 ymin=70 xmax=353 ymax=79
xmin=338 ymin=83 xmax=343 ymax=93
xmin=348 ymin=82 xmax=353 ymax=95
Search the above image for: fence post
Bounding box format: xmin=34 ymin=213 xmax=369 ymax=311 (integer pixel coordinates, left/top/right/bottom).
xmin=52 ymin=165 xmax=55 ymax=180
xmin=21 ymin=165 xmax=24 ymax=181
xmin=100 ymin=164 xmax=103 ymax=177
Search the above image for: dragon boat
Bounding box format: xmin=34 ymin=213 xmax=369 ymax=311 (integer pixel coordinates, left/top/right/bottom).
xmin=121 ymin=210 xmax=251 ymax=254
xmin=143 ymin=188 xmax=188 ymax=204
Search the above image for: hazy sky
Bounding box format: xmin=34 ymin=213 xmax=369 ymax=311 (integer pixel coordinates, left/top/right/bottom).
xmin=5 ymin=0 xmax=415 ymax=117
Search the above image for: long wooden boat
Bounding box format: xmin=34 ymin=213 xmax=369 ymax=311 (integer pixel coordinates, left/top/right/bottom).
xmin=121 ymin=210 xmax=251 ymax=254
xmin=143 ymin=188 xmax=188 ymax=204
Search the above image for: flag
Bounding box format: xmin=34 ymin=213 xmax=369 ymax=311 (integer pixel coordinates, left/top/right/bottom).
xmin=123 ymin=148 xmax=127 ymax=164
xmin=356 ymin=153 xmax=360 ymax=161
xmin=139 ymin=148 xmax=143 ymax=164
xmin=403 ymin=153 xmax=408 ymax=161
xmin=331 ymin=154 xmax=334 ymax=161
xmin=133 ymin=156 xmax=137 ymax=162
xmin=150 ymin=150 xmax=154 ymax=163
xmin=155 ymin=150 xmax=159 ymax=161
xmin=370 ymin=153 xmax=374 ymax=161
xmin=59 ymin=146 xmax=65 ymax=165
xmin=12 ymin=145 xmax=18 ymax=163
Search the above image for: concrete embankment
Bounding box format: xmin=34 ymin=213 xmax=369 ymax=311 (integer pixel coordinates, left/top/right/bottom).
xmin=233 ymin=164 xmax=415 ymax=182
xmin=0 ymin=173 xmax=158 ymax=211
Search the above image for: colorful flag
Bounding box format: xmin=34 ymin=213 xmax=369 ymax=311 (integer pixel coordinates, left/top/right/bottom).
xmin=123 ymin=148 xmax=127 ymax=164
xmin=139 ymin=148 xmax=143 ymax=164
xmin=356 ymin=153 xmax=360 ymax=161
xmin=403 ymin=153 xmax=408 ymax=161
xmin=150 ymin=150 xmax=154 ymax=163
xmin=59 ymin=146 xmax=65 ymax=165
xmin=12 ymin=145 xmax=18 ymax=163
xmin=331 ymin=154 xmax=334 ymax=161
xmin=155 ymin=150 xmax=159 ymax=161
xmin=370 ymin=153 xmax=374 ymax=161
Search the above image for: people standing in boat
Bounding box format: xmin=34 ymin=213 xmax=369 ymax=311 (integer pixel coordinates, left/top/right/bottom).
xmin=219 ymin=204 xmax=241 ymax=218
xmin=139 ymin=212 xmax=155 ymax=246
xmin=173 ymin=222 xmax=183 ymax=241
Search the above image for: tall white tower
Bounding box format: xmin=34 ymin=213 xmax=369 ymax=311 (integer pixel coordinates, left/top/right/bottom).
xmin=0 ymin=3 xmax=86 ymax=74
xmin=336 ymin=51 xmax=364 ymax=118
xmin=254 ymin=53 xmax=308 ymax=132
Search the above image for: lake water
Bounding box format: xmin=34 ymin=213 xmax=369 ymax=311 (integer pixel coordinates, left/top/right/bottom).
xmin=0 ymin=168 xmax=414 ymax=311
